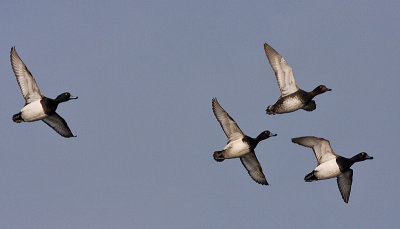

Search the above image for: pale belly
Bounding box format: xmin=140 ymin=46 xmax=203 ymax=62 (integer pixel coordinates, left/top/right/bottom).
xmin=279 ymin=97 xmax=304 ymax=112
xmin=20 ymin=100 xmax=48 ymax=122
xmin=314 ymin=159 xmax=341 ymax=180
xmin=223 ymin=139 xmax=250 ymax=159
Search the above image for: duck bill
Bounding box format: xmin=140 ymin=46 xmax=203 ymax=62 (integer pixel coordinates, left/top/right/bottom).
xmin=269 ymin=132 xmax=277 ymax=137
xmin=70 ymin=95 xmax=78 ymax=99
xmin=327 ymin=88 xmax=332 ymax=91
xmin=365 ymin=155 xmax=373 ymax=160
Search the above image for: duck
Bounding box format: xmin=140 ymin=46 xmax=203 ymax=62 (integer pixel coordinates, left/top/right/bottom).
xmin=264 ymin=43 xmax=331 ymax=115
xmin=10 ymin=47 xmax=78 ymax=138
xmin=212 ymin=98 xmax=276 ymax=185
xmin=291 ymin=136 xmax=373 ymax=203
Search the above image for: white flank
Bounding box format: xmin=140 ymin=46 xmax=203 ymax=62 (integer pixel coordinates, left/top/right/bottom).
xmin=223 ymin=139 xmax=249 ymax=159
xmin=314 ymin=159 xmax=341 ymax=180
xmin=20 ymin=100 xmax=47 ymax=122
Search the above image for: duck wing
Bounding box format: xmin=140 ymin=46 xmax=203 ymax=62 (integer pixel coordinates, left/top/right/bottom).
xmin=10 ymin=47 xmax=43 ymax=104
xmin=337 ymin=169 xmax=353 ymax=203
xmin=264 ymin=43 xmax=299 ymax=97
xmin=212 ymin=98 xmax=244 ymax=142
xmin=240 ymin=152 xmax=268 ymax=185
xmin=291 ymin=136 xmax=338 ymax=165
xmin=42 ymin=112 xmax=76 ymax=138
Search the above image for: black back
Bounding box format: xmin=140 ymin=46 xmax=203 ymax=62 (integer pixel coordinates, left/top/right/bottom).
xmin=242 ymin=136 xmax=258 ymax=151
xmin=40 ymin=97 xmax=59 ymax=114
xmin=336 ymin=156 xmax=354 ymax=172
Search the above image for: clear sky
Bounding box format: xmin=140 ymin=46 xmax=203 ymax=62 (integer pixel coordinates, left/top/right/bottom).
xmin=0 ymin=0 xmax=399 ymax=228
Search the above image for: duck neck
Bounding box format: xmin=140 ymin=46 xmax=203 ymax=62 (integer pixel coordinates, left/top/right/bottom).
xmin=55 ymin=96 xmax=67 ymax=104
xmin=243 ymin=136 xmax=260 ymax=150
xmin=336 ymin=156 xmax=356 ymax=171
xmin=41 ymin=97 xmax=59 ymax=113
xmin=253 ymin=133 xmax=268 ymax=147
xmin=309 ymin=88 xmax=321 ymax=98
xmin=349 ymin=155 xmax=363 ymax=165
xmin=255 ymin=134 xmax=265 ymax=143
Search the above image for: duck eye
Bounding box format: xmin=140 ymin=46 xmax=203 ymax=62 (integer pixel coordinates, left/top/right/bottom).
xmin=362 ymin=152 xmax=365 ymax=156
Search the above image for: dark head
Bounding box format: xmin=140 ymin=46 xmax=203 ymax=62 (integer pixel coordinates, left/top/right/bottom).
xmin=55 ymin=92 xmax=78 ymax=103
xmin=256 ymin=130 xmax=277 ymax=141
xmin=352 ymin=152 xmax=374 ymax=162
xmin=312 ymin=85 xmax=332 ymax=95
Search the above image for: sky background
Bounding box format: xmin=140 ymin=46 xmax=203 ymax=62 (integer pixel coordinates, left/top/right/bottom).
xmin=0 ymin=0 xmax=399 ymax=228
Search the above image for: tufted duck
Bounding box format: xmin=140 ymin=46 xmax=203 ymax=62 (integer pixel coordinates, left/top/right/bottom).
xmin=264 ymin=43 xmax=331 ymax=115
xmin=292 ymin=136 xmax=373 ymax=203
xmin=10 ymin=47 xmax=78 ymax=138
xmin=212 ymin=98 xmax=276 ymax=185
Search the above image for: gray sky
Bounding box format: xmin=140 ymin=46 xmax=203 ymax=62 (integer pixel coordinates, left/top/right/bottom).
xmin=0 ymin=0 xmax=399 ymax=228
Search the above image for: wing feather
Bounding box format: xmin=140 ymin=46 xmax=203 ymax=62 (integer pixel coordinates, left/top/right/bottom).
xmin=292 ymin=136 xmax=338 ymax=165
xmin=264 ymin=43 xmax=299 ymax=97
xmin=10 ymin=47 xmax=42 ymax=103
xmin=212 ymin=98 xmax=244 ymax=142
xmin=240 ymin=152 xmax=268 ymax=185
xmin=337 ymin=169 xmax=353 ymax=203
xmin=42 ymin=113 xmax=75 ymax=138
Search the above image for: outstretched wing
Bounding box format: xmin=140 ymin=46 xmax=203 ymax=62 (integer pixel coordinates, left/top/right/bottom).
xmin=337 ymin=169 xmax=353 ymax=203
xmin=240 ymin=152 xmax=268 ymax=185
xmin=212 ymin=98 xmax=244 ymax=142
xmin=10 ymin=47 xmax=42 ymax=104
xmin=292 ymin=136 xmax=338 ymax=165
xmin=264 ymin=43 xmax=299 ymax=97
xmin=42 ymin=112 xmax=76 ymax=138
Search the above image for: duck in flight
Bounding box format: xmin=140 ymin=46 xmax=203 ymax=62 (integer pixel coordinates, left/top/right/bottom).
xmin=212 ymin=98 xmax=276 ymax=185
xmin=292 ymin=136 xmax=373 ymax=203
xmin=264 ymin=43 xmax=331 ymax=115
xmin=10 ymin=47 xmax=78 ymax=138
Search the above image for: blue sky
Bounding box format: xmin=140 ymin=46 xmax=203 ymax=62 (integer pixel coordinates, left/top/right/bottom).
xmin=0 ymin=1 xmax=399 ymax=228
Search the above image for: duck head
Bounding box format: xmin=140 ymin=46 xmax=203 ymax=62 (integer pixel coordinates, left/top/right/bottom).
xmin=352 ymin=152 xmax=374 ymax=162
xmin=256 ymin=130 xmax=277 ymax=141
xmin=55 ymin=92 xmax=78 ymax=102
xmin=312 ymin=85 xmax=332 ymax=95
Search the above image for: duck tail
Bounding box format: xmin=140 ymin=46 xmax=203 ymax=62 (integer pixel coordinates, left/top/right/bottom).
xmin=12 ymin=112 xmax=24 ymax=123
xmin=213 ymin=151 xmax=225 ymax=162
xmin=304 ymin=171 xmax=318 ymax=182
xmin=266 ymin=105 xmax=275 ymax=115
